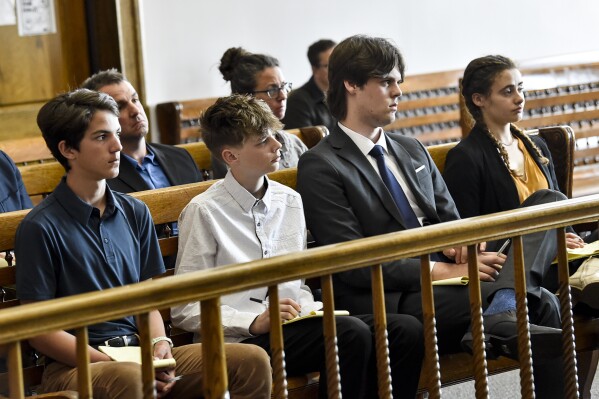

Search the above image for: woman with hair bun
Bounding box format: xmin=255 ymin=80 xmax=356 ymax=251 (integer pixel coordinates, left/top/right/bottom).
xmin=211 ymin=47 xmax=307 ymax=178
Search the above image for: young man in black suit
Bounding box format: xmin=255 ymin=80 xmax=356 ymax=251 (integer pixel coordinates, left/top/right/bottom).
xmin=297 ymin=35 xmax=566 ymax=398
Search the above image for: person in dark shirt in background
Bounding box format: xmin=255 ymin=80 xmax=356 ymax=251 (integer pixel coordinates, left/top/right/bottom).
xmin=283 ymin=39 xmax=337 ymax=132
xmin=213 ymin=47 xmax=308 ymax=178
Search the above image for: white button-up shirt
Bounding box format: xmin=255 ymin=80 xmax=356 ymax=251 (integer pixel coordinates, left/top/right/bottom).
xmin=171 ymin=171 xmax=320 ymax=342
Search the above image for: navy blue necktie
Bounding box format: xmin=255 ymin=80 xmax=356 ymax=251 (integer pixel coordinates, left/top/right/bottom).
xmin=369 ymin=145 xmax=421 ymax=229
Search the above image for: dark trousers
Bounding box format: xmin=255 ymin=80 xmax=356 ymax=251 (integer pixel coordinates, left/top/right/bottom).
xmin=398 ymin=190 xmax=569 ymax=396
xmin=243 ymin=314 xmax=423 ymax=399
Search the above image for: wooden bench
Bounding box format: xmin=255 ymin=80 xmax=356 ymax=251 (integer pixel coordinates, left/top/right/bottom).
xmin=154 ymin=58 xmax=599 ymax=151
xmin=0 ymin=137 xmax=53 ymax=166
xmin=16 ymin=125 xmax=328 ymax=202
xmin=386 ymin=68 xmax=464 ymax=145
xmin=155 ymin=97 xmax=328 ymax=146
xmin=0 ymin=168 xmax=315 ymax=398
xmin=3 ymin=126 xmax=597 ymax=398
xmin=2 ymin=168 xmax=598 ymax=397
xmin=154 ymin=81 xmax=464 ymax=147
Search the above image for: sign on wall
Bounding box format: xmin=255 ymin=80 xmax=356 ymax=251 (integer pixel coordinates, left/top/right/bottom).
xmin=16 ymin=0 xmax=55 ymax=36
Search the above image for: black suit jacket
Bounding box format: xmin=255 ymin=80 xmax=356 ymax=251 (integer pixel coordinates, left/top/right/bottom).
xmin=282 ymin=76 xmax=336 ymax=132
xmin=443 ymin=124 xmax=564 ymax=251
xmin=297 ymin=126 xmax=460 ymax=313
xmin=443 ymin=124 xmax=560 ymax=219
xmin=108 ymin=142 xmax=203 ymax=193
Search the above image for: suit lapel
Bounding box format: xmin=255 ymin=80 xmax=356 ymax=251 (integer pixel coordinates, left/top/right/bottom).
xmin=330 ymin=127 xmax=407 ymax=227
xmin=149 ymin=144 xmax=177 ymax=185
xmin=386 ymin=137 xmax=438 ymax=219
xmin=115 ymin=158 xmax=151 ymax=192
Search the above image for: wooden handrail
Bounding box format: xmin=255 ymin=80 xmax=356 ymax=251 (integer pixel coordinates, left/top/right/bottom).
xmin=0 ymin=193 xmax=597 ymax=397
xmin=1 ymin=194 xmax=599 ymax=342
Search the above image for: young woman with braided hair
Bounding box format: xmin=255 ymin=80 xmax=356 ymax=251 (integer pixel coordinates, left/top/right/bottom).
xmin=445 ymin=55 xmax=585 ymax=268
xmin=444 ymin=55 xmax=598 ymax=398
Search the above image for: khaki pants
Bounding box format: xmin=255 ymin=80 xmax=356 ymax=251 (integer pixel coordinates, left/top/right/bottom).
xmin=39 ymin=343 xmax=272 ymax=399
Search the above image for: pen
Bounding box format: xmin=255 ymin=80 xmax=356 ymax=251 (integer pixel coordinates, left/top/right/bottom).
xmin=249 ymin=297 xmax=269 ymax=306
xmin=497 ymin=239 xmax=511 ymax=256
xmin=165 ymin=375 xmax=184 ymax=383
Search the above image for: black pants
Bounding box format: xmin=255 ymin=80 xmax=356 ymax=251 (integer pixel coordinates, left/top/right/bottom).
xmin=243 ymin=314 xmax=423 ymax=399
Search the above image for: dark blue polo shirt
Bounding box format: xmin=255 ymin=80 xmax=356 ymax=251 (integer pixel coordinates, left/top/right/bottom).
xmin=0 ymin=150 xmax=33 ymax=213
xmin=16 ymin=178 xmax=165 ymax=345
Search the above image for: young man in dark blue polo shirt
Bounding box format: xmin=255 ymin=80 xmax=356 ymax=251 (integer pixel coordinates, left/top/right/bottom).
xmin=15 ymin=89 xmax=271 ymax=399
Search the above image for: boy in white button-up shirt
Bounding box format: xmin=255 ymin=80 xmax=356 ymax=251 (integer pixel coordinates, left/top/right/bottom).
xmin=171 ymin=94 xmax=424 ymax=399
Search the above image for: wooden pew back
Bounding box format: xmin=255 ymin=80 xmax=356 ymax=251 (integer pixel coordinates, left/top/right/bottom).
xmin=2 ymin=126 xmax=587 ymax=398
xmin=385 ymin=69 xmax=464 ymax=145
xmin=17 ymin=126 xmax=327 ymax=202
xmin=155 ymin=73 xmax=466 ymax=147
xmin=0 ymin=137 xmax=53 ymax=165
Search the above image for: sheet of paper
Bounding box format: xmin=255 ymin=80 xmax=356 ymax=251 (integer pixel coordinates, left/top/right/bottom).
xmin=98 ymin=346 xmax=176 ymax=369
xmin=432 ymin=276 xmax=469 ymax=286
xmin=16 ymin=0 xmax=56 ymax=36
xmin=283 ymin=310 xmax=350 ymax=325
xmin=552 ymin=240 xmax=599 ymax=264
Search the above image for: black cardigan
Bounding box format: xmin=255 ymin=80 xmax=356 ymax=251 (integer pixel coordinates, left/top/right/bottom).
xmin=443 ymin=124 xmax=560 ymax=220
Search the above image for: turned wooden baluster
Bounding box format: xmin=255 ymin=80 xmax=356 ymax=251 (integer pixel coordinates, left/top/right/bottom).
xmin=371 ymin=264 xmax=392 ymax=399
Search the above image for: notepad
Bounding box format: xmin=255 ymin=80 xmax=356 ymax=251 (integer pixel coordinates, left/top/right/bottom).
xmin=283 ymin=310 xmax=350 ymax=325
xmin=552 ymin=240 xmax=599 ymax=264
xmin=432 ymin=276 xmax=469 ymax=286
xmin=98 ymin=346 xmax=176 ymax=369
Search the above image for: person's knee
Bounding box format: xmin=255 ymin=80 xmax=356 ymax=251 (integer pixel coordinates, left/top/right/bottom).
xmin=227 ymin=343 xmax=271 ymax=375
xmin=336 ymin=316 xmax=372 ymax=347
xmin=523 ymin=189 xmax=567 ymax=206
xmin=93 ymin=362 xmax=143 ymax=398
xmin=226 ymin=344 xmax=272 ymax=398
xmin=530 ymin=288 xmax=561 ymax=327
xmin=387 ymin=315 xmax=424 ymax=353
xmin=238 ymin=344 xmax=270 ymax=367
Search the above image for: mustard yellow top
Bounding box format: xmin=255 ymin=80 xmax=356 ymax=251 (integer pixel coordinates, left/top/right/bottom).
xmin=511 ymin=138 xmax=549 ymax=203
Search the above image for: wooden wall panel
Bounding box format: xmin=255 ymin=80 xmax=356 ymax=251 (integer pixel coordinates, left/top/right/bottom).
xmin=0 ymin=0 xmax=89 ymax=139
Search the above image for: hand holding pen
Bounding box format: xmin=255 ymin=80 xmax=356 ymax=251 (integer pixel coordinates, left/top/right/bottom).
xmin=248 ymin=297 xmax=301 ymax=335
xmin=496 ymin=239 xmax=510 ymax=256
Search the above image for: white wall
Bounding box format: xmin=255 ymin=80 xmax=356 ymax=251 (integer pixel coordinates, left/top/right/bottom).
xmin=140 ymin=0 xmax=599 ymax=114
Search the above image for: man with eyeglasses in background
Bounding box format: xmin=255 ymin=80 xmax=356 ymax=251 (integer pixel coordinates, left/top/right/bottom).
xmin=283 ymin=39 xmax=337 ymax=132
xmin=212 ymin=47 xmax=308 ymax=179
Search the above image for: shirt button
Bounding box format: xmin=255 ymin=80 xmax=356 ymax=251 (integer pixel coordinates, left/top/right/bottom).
xmin=264 ymin=250 xmax=268 ymax=255
xmin=257 ymin=222 xmax=261 ymax=227
xmin=104 ymin=238 xmax=109 ymax=243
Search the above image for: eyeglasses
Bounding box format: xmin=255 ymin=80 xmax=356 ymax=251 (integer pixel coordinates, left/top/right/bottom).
xmin=253 ymin=82 xmax=292 ymax=99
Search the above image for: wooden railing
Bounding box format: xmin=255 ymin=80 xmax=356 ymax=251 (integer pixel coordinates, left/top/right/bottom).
xmin=1 ymin=191 xmax=598 ymax=398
